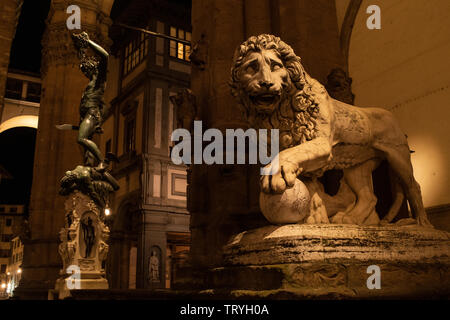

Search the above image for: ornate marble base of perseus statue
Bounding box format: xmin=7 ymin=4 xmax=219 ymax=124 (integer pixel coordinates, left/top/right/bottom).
xmin=215 ymin=224 xmax=450 ymax=299
xmin=53 ymin=191 xmax=110 ymax=300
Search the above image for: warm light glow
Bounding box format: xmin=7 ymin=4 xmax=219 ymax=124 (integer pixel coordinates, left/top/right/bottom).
xmin=17 ymin=268 xmax=22 ymax=274
xmin=0 ymin=115 xmax=38 ymax=133
xmin=6 ymin=272 xmax=10 ymax=276
xmin=104 ymin=208 xmax=111 ymax=216
xmin=1 ymin=283 xmax=5 ymax=289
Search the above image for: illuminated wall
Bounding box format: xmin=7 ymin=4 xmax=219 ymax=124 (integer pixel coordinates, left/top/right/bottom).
xmin=347 ymin=0 xmax=450 ymax=207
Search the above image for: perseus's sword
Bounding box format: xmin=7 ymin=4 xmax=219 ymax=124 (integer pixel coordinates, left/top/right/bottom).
xmin=56 ymin=124 xmax=78 ymax=131
xmin=116 ymin=23 xmax=191 ymax=45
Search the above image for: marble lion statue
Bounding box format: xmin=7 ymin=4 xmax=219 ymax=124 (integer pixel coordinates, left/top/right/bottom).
xmin=230 ymin=34 xmax=432 ymax=227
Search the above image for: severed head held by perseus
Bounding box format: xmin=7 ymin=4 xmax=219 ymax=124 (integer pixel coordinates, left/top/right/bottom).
xmin=230 ymin=34 xmax=432 ymax=227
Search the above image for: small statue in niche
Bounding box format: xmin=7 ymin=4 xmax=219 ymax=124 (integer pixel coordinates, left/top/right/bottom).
xmin=81 ymin=217 xmax=95 ymax=258
xmin=149 ymin=249 xmax=160 ymax=282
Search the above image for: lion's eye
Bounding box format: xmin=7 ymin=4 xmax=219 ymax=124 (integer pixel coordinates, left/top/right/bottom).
xmin=271 ymin=63 xmax=282 ymax=71
xmin=246 ymin=66 xmax=256 ymax=74
xmin=246 ymin=61 xmax=259 ymax=74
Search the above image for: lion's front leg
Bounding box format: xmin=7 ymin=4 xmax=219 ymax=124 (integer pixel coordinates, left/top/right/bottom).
xmin=261 ymin=137 xmax=332 ymax=194
xmin=260 ymin=155 xmax=299 ymax=194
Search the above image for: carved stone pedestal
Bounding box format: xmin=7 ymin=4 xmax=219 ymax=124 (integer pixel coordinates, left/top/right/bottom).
xmin=52 ymin=191 xmax=110 ymax=300
xmin=201 ymin=224 xmax=450 ymax=299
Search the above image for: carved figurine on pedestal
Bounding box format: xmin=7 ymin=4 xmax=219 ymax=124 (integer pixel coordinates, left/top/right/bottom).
xmin=230 ymin=34 xmax=431 ymax=227
xmin=54 ymin=32 xmax=119 ymax=299
xmin=81 ymin=217 xmax=95 ymax=258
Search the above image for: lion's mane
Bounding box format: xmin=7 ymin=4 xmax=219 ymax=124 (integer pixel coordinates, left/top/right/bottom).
xmin=230 ymin=34 xmax=322 ymax=150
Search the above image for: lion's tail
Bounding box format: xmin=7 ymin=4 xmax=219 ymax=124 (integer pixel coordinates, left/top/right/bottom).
xmin=381 ymin=171 xmax=413 ymax=224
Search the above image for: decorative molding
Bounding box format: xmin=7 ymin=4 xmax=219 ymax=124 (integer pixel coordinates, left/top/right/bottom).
xmin=171 ymin=173 xmax=187 ymax=197
xmin=340 ymin=0 xmax=363 ymax=72
xmin=120 ymin=99 xmax=138 ymax=116
xmin=426 ymin=203 xmax=450 ymax=215
xmin=387 ymin=85 xmax=450 ymax=112
xmin=153 ymin=87 xmax=163 ymax=148
xmin=41 ymin=1 xmax=113 ymax=76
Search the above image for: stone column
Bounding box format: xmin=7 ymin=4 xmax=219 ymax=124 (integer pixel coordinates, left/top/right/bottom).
xmin=0 ymin=0 xmax=23 ymax=120
xmin=274 ymin=0 xmax=344 ymax=83
xmin=243 ymin=0 xmax=271 ymax=38
xmin=14 ymin=0 xmax=114 ymax=299
xmin=189 ymin=0 xmax=248 ymax=269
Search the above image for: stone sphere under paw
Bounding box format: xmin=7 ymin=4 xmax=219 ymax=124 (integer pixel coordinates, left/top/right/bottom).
xmin=260 ymin=179 xmax=311 ymax=224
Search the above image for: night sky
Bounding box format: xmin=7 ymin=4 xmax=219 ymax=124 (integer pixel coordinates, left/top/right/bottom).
xmin=0 ymin=128 xmax=36 ymax=207
xmin=8 ymin=0 xmax=50 ymax=74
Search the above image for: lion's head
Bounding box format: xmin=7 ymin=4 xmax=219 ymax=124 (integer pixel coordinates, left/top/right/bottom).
xmin=230 ymin=34 xmax=322 ymax=150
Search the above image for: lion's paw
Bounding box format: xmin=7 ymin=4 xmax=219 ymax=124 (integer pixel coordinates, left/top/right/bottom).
xmin=261 ymin=159 xmax=299 ymax=194
xmin=330 ymin=211 xmax=346 ymax=224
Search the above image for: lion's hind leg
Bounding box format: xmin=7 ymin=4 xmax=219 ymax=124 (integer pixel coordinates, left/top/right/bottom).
xmin=374 ymin=143 xmax=433 ymax=228
xmin=331 ymin=159 xmax=380 ymax=225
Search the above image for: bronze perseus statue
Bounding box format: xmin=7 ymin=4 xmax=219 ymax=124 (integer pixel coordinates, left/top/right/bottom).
xmin=57 ymin=32 xmax=119 ymax=208
xmin=72 ymin=31 xmax=108 ymax=171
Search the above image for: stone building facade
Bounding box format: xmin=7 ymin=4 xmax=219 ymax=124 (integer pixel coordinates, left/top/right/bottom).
xmin=0 ymin=205 xmax=24 ymax=298
xmin=103 ymin=0 xmax=191 ymax=289
xmin=0 ymin=70 xmax=40 ymax=133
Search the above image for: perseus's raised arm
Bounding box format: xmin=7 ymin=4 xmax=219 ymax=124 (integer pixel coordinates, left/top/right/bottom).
xmin=72 ymin=32 xmax=109 ymax=81
xmin=87 ymin=39 xmax=109 ymax=61
xmin=87 ymin=39 xmax=108 ymax=81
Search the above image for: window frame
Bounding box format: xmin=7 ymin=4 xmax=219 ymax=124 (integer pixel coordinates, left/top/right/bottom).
xmin=169 ymin=26 xmax=191 ymax=62
xmin=121 ymin=100 xmax=138 ymax=155
xmin=122 ymin=32 xmax=149 ymax=76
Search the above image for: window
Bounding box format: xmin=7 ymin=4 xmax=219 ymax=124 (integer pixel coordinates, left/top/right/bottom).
xmin=0 ymin=250 xmax=9 ymax=258
xmin=0 ymin=264 xmax=6 ymax=273
xmin=123 ymin=32 xmax=149 ymax=76
xmin=169 ymin=27 xmax=191 ymax=61
xmin=124 ymin=116 xmax=136 ymax=154
xmin=5 ymin=78 xmax=22 ymax=100
xmin=9 ymin=207 xmax=17 ymax=213
xmin=6 ymin=219 xmax=11 ymax=227
xmin=26 ymin=81 xmax=41 ymax=103
xmin=1 ymin=235 xmax=13 ymax=243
